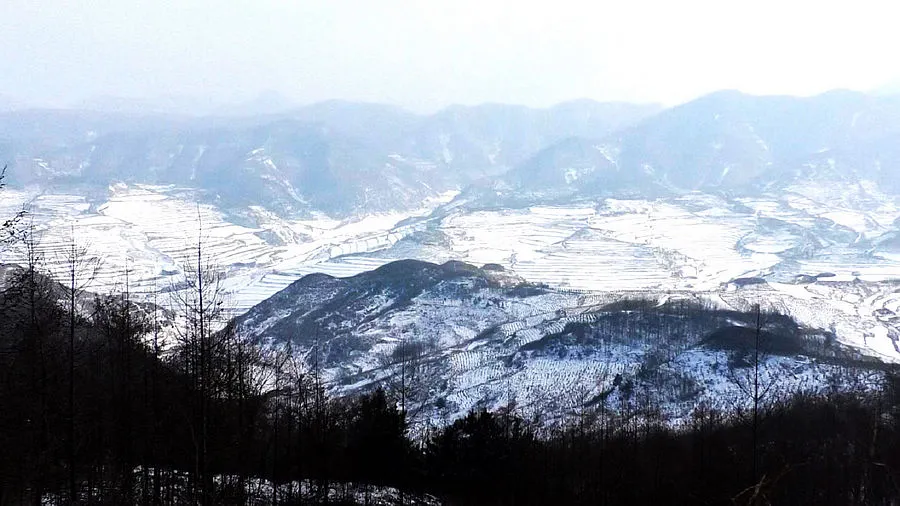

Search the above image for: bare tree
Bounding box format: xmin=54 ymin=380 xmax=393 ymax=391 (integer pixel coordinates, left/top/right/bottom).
xmin=378 ymin=331 xmax=436 ymax=426
xmin=58 ymin=222 xmax=101 ymax=504
xmin=93 ymin=261 xmax=150 ymax=504
xmin=4 ymin=223 xmax=59 ymax=505
xmin=725 ymin=304 xmax=782 ymax=483
xmin=169 ymin=207 xmax=229 ymax=505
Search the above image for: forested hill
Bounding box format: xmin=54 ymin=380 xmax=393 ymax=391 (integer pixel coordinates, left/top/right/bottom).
xmin=231 ymin=258 xmax=888 ymax=427
xmin=0 ymin=258 xmax=899 ymax=504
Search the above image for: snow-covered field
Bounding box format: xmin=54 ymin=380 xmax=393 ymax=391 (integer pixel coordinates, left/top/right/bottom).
xmin=2 ymin=179 xmax=900 ymax=366
xmin=0 ymin=184 xmax=452 ymax=315
xmin=5 ymin=180 xmax=900 ymax=427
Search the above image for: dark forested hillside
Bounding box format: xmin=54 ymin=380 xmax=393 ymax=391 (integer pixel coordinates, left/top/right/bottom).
xmin=1 ymin=253 xmax=899 ymax=505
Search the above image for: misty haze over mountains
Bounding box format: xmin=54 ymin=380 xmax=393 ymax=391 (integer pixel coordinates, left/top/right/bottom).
xmin=0 ymin=96 xmax=662 ymax=216
xmin=4 ymin=89 xmax=900 ymax=214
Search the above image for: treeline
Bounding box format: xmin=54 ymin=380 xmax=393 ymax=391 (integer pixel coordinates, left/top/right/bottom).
xmin=0 ymin=254 xmax=899 ymax=504
xmin=426 ymin=388 xmax=900 ymax=505
xmin=0 ymin=254 xmax=423 ymax=505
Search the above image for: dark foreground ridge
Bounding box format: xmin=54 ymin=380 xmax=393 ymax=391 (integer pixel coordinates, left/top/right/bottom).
xmin=1 ymin=257 xmax=900 ymax=504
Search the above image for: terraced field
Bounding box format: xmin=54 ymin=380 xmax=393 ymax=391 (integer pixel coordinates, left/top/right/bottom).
xmin=4 ymin=178 xmax=900 ymax=367
xmin=0 ymin=185 xmax=449 ymax=315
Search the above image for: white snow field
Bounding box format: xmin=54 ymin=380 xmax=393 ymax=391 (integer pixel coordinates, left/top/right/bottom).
xmin=2 ymin=179 xmax=900 ymax=365
xmin=0 ymin=184 xmax=453 ymax=315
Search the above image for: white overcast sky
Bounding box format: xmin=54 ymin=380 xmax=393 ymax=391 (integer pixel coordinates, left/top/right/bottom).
xmin=1 ymin=0 xmax=898 ymax=112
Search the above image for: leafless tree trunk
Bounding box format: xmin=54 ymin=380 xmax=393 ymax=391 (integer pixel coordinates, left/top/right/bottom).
xmin=61 ymin=223 xmax=101 ymax=504
xmin=169 ymin=207 xmax=228 ymax=506
xmin=726 ymin=304 xmax=778 ymax=484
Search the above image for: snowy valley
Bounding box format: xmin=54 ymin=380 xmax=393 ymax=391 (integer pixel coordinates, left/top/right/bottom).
xmin=3 ymin=90 xmax=900 ymax=424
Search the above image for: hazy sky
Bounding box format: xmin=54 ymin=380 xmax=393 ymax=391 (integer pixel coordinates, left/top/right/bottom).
xmin=2 ymin=0 xmax=898 ymax=112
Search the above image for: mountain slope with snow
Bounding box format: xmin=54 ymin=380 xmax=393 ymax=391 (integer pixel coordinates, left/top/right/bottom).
xmin=502 ymin=90 xmax=900 ymax=196
xmin=232 ymin=259 xmax=893 ymax=426
xmin=4 ymin=91 xmax=900 ymax=422
xmin=0 ymin=99 xmax=660 ymax=217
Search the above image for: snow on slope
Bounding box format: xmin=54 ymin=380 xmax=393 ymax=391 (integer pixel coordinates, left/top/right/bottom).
xmin=233 ymin=260 xmax=890 ymax=428
xmin=3 ymin=179 xmax=900 ymax=369
xmin=0 ymin=184 xmax=456 ymax=317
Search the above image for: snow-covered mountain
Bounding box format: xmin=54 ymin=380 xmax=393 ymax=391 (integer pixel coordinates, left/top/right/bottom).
xmin=9 ymin=91 xmax=900 ymax=215
xmin=232 ymin=258 xmax=891 ymax=426
xmin=0 ymin=99 xmax=660 ymax=216
xmin=501 ymin=90 xmax=900 ymax=197
xmin=4 ymin=90 xmax=900 ymax=423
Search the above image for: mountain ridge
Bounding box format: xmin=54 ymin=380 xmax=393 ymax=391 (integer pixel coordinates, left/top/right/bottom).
xmin=230 ymin=257 xmax=888 ymax=425
xmin=491 ymin=90 xmax=900 ymax=203
xmin=0 ymin=98 xmax=660 ymax=217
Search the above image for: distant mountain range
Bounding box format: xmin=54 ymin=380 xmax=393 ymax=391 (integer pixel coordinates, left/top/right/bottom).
xmin=497 ymin=90 xmax=900 ymax=201
xmin=0 ymin=98 xmax=658 ymax=215
xmin=7 ymin=90 xmax=900 ymax=217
